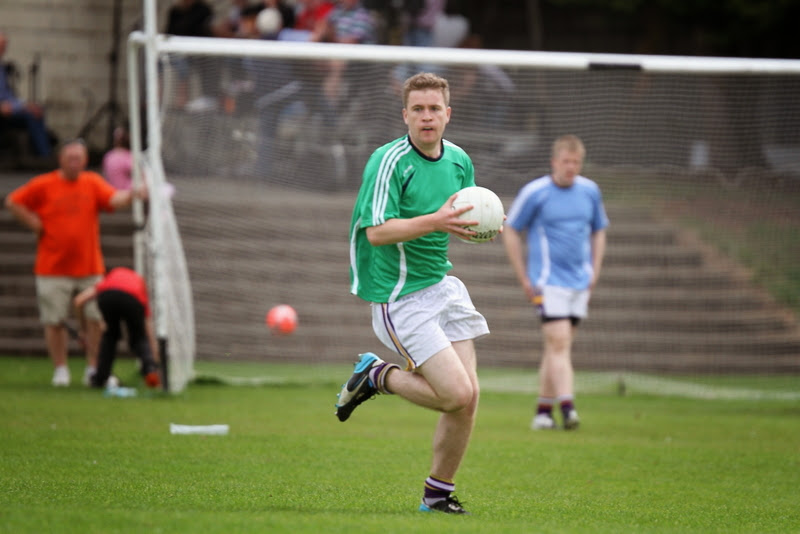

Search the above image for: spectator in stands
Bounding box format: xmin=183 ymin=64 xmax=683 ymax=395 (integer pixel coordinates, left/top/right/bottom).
xmin=432 ymin=3 xmax=469 ymax=48
xmin=261 ymin=0 xmax=295 ymax=32
xmin=5 ymin=139 xmax=144 ymax=387
xmin=291 ymin=0 xmax=335 ymax=41
xmin=165 ymin=0 xmax=217 ymax=111
xmin=503 ymin=135 xmax=609 ymax=431
xmin=0 ymin=30 xmax=52 ymax=159
xmin=102 ymin=126 xmax=132 ymax=190
xmin=217 ymin=4 xmax=266 ymax=115
xmin=318 ymin=0 xmax=378 ymax=113
xmin=261 ymin=0 xmax=337 ymax=140
xmin=255 ymin=6 xmax=283 ymax=39
xmin=447 ymin=34 xmax=516 ymax=129
xmin=250 ymin=31 xmax=298 ymax=177
xmin=73 ymin=267 xmax=160 ymax=390
xmin=390 ymin=0 xmax=455 ymax=94
xmin=402 ymin=0 xmax=445 ymax=48
xmin=323 ymin=0 xmax=377 ymax=44
xmin=212 ymin=0 xmax=251 ymax=38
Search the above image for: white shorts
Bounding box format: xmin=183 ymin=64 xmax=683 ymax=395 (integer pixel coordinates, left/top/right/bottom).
xmin=537 ymin=285 xmax=590 ymax=320
xmin=371 ymin=276 xmax=489 ymax=370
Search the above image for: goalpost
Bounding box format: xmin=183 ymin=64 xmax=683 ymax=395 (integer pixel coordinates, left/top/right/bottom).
xmin=128 ymin=3 xmax=800 ymax=396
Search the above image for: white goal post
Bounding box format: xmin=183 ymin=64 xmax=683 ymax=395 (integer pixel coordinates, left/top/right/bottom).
xmin=127 ymin=1 xmax=800 ymax=395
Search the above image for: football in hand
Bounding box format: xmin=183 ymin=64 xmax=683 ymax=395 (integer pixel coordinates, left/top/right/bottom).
xmin=452 ymin=186 xmax=505 ymax=243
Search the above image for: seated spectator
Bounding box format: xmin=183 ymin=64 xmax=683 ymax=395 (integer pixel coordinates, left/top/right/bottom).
xmin=165 ymin=0 xmax=217 ymax=111
xmin=323 ymin=0 xmax=377 ymax=44
xmin=403 ymin=0 xmax=444 ymax=48
xmin=262 ymin=0 xmax=295 ymax=32
xmin=319 ymin=0 xmax=378 ymax=108
xmin=390 ymin=1 xmax=471 ymax=96
xmin=0 ymin=30 xmax=52 ymax=158
xmin=102 ymin=126 xmax=133 ymax=190
xmin=212 ymin=0 xmax=251 ymax=38
xmin=256 ymin=7 xmax=284 ymax=39
xmin=448 ymin=34 xmax=516 ymax=129
xmin=290 ymin=0 xmax=335 ymax=42
xmin=218 ymin=4 xmax=265 ymax=114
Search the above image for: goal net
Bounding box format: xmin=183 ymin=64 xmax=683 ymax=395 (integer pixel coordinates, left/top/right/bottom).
xmin=135 ymin=153 xmax=196 ymax=394
xmin=128 ymin=32 xmax=800 ymax=397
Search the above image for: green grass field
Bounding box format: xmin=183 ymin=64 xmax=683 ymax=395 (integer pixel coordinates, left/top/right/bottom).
xmin=2 ymin=356 xmax=799 ymax=534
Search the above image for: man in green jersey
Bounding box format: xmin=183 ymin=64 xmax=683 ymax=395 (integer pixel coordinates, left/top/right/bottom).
xmin=336 ymin=72 xmax=494 ymax=515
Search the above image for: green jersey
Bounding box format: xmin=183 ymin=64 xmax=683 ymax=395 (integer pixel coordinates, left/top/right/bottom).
xmin=349 ymin=135 xmax=475 ymax=303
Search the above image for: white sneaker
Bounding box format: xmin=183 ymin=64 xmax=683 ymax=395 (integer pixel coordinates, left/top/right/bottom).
xmin=105 ymin=375 xmax=120 ymax=389
xmin=531 ymin=413 xmax=556 ymax=430
xmin=52 ymin=366 xmax=70 ymax=387
xmin=83 ymin=370 xmax=119 ymax=389
xmin=82 ymin=366 xmax=96 ymax=387
xmin=564 ymin=409 xmax=580 ymax=430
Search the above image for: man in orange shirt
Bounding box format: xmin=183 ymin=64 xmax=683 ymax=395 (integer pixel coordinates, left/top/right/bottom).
xmin=5 ymin=139 xmax=141 ymax=387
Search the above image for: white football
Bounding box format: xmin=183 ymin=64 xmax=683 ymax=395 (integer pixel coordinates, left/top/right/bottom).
xmin=452 ymin=186 xmax=504 ymax=243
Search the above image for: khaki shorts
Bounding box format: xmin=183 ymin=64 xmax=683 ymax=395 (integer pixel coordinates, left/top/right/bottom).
xmin=36 ymin=275 xmax=102 ymax=325
xmin=371 ymin=276 xmax=490 ymax=371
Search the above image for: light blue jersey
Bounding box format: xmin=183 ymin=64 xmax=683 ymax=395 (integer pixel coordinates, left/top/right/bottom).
xmin=506 ymin=175 xmax=609 ymax=290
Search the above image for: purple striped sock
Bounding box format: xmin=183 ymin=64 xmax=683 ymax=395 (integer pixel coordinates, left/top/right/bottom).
xmin=537 ymin=397 xmax=554 ymax=415
xmin=368 ymin=362 xmax=399 ymax=394
xmin=424 ymin=475 xmax=455 ymax=503
xmin=557 ymin=395 xmax=575 ymax=418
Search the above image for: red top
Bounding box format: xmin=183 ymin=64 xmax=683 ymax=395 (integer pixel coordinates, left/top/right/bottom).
xmin=96 ymin=267 xmax=151 ymax=317
xmin=8 ymin=170 xmax=116 ymax=276
xmin=294 ymin=1 xmax=334 ymax=31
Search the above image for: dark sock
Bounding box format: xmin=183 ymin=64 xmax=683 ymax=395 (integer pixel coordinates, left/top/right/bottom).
xmin=536 ymin=397 xmax=554 ymax=416
xmin=423 ymin=475 xmax=454 ymax=505
xmin=559 ymin=398 xmax=575 ymax=420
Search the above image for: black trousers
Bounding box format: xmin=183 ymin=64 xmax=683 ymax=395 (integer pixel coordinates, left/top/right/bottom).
xmin=92 ymin=290 xmax=157 ymax=387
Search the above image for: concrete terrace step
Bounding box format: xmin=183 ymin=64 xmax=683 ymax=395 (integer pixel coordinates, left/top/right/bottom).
xmin=188 ymin=298 xmax=797 ymax=336
xmin=184 ymin=269 xmax=773 ymax=313
xmin=0 ymin=274 xmax=37 ymax=297
xmin=484 ymin=306 xmax=797 ymax=335
xmin=2 ymin=175 xmax=799 ymax=372
xmin=0 ymin=243 xmax=134 ymax=274
xmin=0 ymin=210 xmax=136 ymax=232
xmin=188 ymin=315 xmax=800 ymax=355
xmin=0 ymin=295 xmax=39 ymax=315
xmin=460 ymin=284 xmax=778 ymax=312
xmin=181 ymin=239 xmax=744 ymax=290
xmin=194 ymin=321 xmax=797 ymax=372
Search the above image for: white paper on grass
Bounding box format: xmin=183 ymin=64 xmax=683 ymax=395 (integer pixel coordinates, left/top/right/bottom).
xmin=169 ymin=423 xmax=229 ymax=435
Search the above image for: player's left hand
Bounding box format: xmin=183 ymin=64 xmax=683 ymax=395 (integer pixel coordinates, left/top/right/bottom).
xmin=440 ymin=192 xmax=479 ymax=238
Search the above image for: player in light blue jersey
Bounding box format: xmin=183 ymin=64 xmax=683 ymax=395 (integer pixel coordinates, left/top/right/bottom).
xmin=504 ymin=134 xmax=608 ymax=431
xmin=336 ymin=72 xmax=495 ymax=515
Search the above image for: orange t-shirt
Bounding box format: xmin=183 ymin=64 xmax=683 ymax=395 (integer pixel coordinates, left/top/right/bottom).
xmin=96 ymin=267 xmax=151 ymax=317
xmin=8 ymin=170 xmax=117 ymax=276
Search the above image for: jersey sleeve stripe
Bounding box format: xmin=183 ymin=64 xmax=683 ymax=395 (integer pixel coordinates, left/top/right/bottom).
xmin=372 ymin=141 xmax=412 ymax=226
xmin=350 ymin=216 xmax=362 ymax=295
